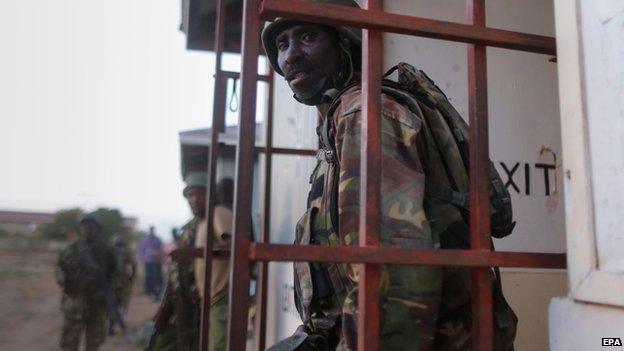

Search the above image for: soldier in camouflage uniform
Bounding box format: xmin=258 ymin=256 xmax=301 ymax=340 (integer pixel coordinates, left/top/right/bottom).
xmin=109 ymin=234 xmax=136 ymax=335
xmin=56 ymin=214 xmax=118 ymax=351
xmin=262 ymin=1 xmax=517 ymax=350
xmin=149 ymin=173 xmax=232 ymax=351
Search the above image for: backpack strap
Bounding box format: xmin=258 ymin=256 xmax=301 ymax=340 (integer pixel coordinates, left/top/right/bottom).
xmin=318 ymin=116 xmax=339 ymax=165
xmin=425 ymin=186 xmax=470 ymax=211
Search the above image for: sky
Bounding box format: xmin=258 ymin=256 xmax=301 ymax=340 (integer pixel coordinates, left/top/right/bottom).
xmin=0 ymin=0 xmax=236 ymax=240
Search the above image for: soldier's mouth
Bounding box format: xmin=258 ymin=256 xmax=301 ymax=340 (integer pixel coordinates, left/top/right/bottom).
xmin=285 ymin=69 xmax=309 ymax=82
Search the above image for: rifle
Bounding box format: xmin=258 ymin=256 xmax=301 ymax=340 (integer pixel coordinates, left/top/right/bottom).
xmin=80 ymin=245 xmax=128 ymax=336
xmin=145 ymin=282 xmax=175 ymax=350
xmin=144 ymin=246 xmax=231 ymax=350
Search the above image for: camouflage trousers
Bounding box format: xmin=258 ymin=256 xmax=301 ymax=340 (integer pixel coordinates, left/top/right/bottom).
xmin=339 ymin=264 xmax=443 ymax=351
xmin=152 ymin=295 xmax=228 ymax=351
xmin=60 ymin=297 xmax=107 ymax=351
xmin=339 ymin=266 xmax=516 ymax=351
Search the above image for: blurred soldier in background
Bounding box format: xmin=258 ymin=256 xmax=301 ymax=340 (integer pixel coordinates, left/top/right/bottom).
xmin=140 ymin=226 xmax=164 ymax=301
xmin=148 ymin=173 xmax=233 ymax=351
xmin=109 ymin=234 xmax=137 ymax=335
xmin=55 ymin=214 xmax=119 ymax=351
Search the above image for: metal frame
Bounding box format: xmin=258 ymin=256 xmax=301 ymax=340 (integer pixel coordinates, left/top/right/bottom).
xmin=196 ymin=1 xmax=567 ymax=350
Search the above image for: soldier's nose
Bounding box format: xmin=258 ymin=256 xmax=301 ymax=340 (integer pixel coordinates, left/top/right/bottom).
xmin=284 ymin=42 xmax=304 ymax=65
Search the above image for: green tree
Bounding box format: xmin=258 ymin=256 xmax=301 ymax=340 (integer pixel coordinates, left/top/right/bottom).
xmin=42 ymin=208 xmax=84 ymax=240
xmin=92 ymin=207 xmax=131 ymax=242
xmin=42 ymin=207 xmax=134 ymax=242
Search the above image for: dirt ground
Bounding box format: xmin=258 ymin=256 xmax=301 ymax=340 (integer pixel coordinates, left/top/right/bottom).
xmin=0 ymin=249 xmax=158 ymax=351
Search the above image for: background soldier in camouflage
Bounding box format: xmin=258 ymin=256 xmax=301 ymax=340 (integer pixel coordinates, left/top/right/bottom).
xmin=149 ymin=173 xmax=232 ymax=351
xmin=263 ymin=0 xmax=516 ymax=350
xmin=109 ymin=234 xmax=136 ymax=335
xmin=55 ymin=214 xmax=118 ymax=351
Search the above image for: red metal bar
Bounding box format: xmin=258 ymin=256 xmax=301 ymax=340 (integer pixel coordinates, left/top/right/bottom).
xmin=227 ymin=0 xmax=260 ymax=349
xmin=467 ymin=1 xmax=493 ymax=350
xmin=358 ymin=0 xmax=382 ymax=350
xmin=254 ymin=146 xmax=317 ymax=157
xmin=169 ymin=247 xmax=231 ymax=263
xmin=218 ymin=145 xmax=317 ymax=157
xmin=222 ymin=70 xmax=271 ymax=82
xmin=254 ymin=69 xmax=275 ymax=351
xmin=260 ymin=0 xmax=556 ymax=56
xmin=249 ymin=243 xmax=567 ymax=269
xmin=199 ymin=0 xmax=228 ymax=348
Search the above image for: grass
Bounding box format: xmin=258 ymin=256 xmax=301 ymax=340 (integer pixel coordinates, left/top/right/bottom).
xmin=0 ymin=267 xmax=41 ymax=280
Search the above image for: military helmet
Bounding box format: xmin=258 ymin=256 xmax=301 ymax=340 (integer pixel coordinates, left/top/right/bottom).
xmin=262 ymin=0 xmax=362 ymax=76
xmin=78 ymin=213 xmax=101 ymax=228
xmin=183 ymin=171 xmax=208 ymax=197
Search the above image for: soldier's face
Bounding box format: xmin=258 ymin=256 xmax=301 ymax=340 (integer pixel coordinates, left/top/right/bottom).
xmin=275 ymin=24 xmax=341 ymax=98
xmin=79 ymin=221 xmax=100 ymax=241
xmin=185 ymin=186 xmax=207 ymax=218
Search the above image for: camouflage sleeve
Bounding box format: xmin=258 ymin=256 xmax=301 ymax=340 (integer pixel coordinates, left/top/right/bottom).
xmin=55 ymin=249 xmax=68 ymax=287
xmin=106 ymin=246 xmax=119 ymax=284
xmin=333 ymin=91 xmax=443 ymax=350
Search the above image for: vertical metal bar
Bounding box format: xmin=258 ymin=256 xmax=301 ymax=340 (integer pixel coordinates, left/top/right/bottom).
xmin=199 ymin=0 xmax=228 ymax=349
xmin=467 ymin=1 xmax=493 ymax=351
xmin=254 ymin=69 xmax=275 ymax=351
xmin=228 ymin=0 xmax=260 ymax=349
xmin=358 ymin=1 xmax=382 ymax=350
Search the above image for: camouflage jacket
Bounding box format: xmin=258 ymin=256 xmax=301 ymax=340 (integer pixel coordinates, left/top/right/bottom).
xmin=56 ymin=239 xmax=118 ymax=306
xmin=112 ymin=246 xmax=136 ymax=294
xmin=294 ymin=87 xmax=443 ymax=350
xmin=151 ymin=218 xmax=200 ymax=350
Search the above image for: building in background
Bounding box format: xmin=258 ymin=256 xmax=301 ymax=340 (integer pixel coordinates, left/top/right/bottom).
xmin=179 ymin=124 xmax=264 ymax=238
xmin=0 ymin=209 xmax=137 ymax=237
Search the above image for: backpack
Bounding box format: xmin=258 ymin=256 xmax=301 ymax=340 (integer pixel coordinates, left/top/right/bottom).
xmin=321 ymin=62 xmax=516 ymax=241
xmin=385 ymin=62 xmax=515 ymax=238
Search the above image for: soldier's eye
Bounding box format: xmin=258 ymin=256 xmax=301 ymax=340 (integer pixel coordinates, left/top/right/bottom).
xmin=276 ymin=41 xmax=288 ymax=51
xmin=301 ymin=32 xmax=315 ymax=43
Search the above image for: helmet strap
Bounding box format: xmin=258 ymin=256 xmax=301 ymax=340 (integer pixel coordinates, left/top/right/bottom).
xmin=293 ymin=76 xmax=332 ymax=106
xmin=334 ymin=39 xmax=355 ymax=88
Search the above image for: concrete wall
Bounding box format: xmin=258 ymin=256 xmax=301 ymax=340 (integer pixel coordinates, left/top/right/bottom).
xmin=264 ymin=1 xmax=566 ymax=349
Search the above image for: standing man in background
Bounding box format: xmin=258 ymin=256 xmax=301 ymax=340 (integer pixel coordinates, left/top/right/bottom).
xmin=193 ymin=177 xmax=233 ymax=351
xmin=148 ymin=173 xmax=233 ymax=351
xmin=140 ymin=226 xmax=164 ymax=301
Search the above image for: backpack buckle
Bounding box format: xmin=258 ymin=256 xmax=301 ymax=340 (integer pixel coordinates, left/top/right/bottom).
xmin=316 ymin=148 xmax=337 ymax=164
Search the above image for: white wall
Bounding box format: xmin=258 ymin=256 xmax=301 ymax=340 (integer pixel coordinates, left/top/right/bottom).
xmin=264 ymin=1 xmax=565 ymax=349
xmin=550 ymin=1 xmax=624 ymax=349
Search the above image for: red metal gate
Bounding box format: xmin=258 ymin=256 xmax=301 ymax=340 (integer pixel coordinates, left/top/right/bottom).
xmin=197 ymin=1 xmax=567 ymax=350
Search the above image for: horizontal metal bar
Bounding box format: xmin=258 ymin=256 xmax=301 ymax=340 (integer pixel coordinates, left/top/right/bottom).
xmin=260 ymin=0 xmax=556 ymax=56
xmin=249 ymin=243 xmax=566 ymax=269
xmin=254 ymin=146 xmax=317 ymax=156
xmin=221 ymin=70 xmax=271 ymax=82
xmin=221 ymin=145 xmax=317 ymax=156
xmin=169 ymin=246 xmax=230 ymax=264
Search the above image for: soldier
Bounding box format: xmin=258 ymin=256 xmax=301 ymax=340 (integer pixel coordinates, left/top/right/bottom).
xmin=148 ymin=173 xmax=233 ymax=351
xmin=262 ymin=1 xmax=517 ymax=350
xmin=109 ymin=234 xmax=136 ymax=335
xmin=56 ymin=214 xmax=118 ymax=351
